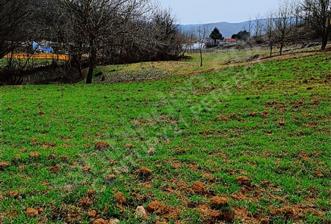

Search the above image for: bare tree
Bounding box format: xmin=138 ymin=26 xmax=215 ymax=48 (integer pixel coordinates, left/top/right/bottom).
xmin=254 ymin=15 xmax=264 ymax=39
xmin=292 ymin=0 xmax=304 ymax=26
xmin=97 ymin=7 xmax=183 ymax=64
xmin=0 ymin=0 xmax=182 ymax=84
xmin=302 ymin=0 xmax=331 ymax=50
xmin=275 ymin=2 xmax=293 ymax=55
xmin=59 ymin=0 xmax=149 ymax=84
xmin=265 ymin=13 xmax=275 ymax=57
xmin=0 ymin=0 xmax=30 ymax=58
xmin=198 ymin=26 xmax=206 ymax=67
xmin=245 ymin=17 xmax=253 ymax=39
xmin=150 ymin=10 xmax=183 ymax=59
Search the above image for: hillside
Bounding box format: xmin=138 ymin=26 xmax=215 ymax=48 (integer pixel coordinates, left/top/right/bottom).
xmin=0 ymin=50 xmax=330 ymax=223
xmin=178 ymin=19 xmax=267 ymax=37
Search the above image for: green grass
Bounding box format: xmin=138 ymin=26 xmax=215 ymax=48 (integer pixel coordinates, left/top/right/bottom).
xmin=0 ymin=51 xmax=330 ymax=223
xmin=96 ymin=48 xmax=269 ymax=81
xmin=95 ymin=46 xmax=325 ymax=84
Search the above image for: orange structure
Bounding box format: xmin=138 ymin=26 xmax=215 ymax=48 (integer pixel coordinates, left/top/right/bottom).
xmin=4 ymin=53 xmax=70 ymax=61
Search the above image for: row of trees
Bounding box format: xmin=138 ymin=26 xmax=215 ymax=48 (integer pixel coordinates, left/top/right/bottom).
xmin=0 ymin=0 xmax=183 ymax=83
xmin=232 ymin=30 xmax=251 ymax=41
xmin=251 ymin=0 xmax=330 ymax=56
xmin=193 ymin=0 xmax=329 ymax=57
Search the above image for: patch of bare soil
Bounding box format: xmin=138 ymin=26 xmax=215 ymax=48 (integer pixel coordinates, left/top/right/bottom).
xmin=278 ymin=118 xmax=286 ymax=127
xmin=104 ymin=174 xmax=116 ymax=184
xmin=217 ymin=114 xmax=230 ymax=122
xmin=210 ymin=196 xmax=229 ymax=209
xmin=269 ymin=204 xmax=325 ymax=221
xmin=29 ymin=152 xmax=41 ymax=159
xmin=92 ymin=218 xmax=119 ymax=224
xmin=202 ymin=172 xmax=216 ymax=183
xmin=146 ymin=200 xmax=180 ymax=219
xmin=291 ymin=99 xmax=304 ymax=110
xmin=49 ymin=164 xmax=61 ymax=173
xmin=26 ymin=208 xmax=43 ymax=217
xmin=0 ymin=161 xmax=10 ymax=170
xmin=114 ymin=192 xmax=127 ymax=205
xmin=41 ymin=142 xmax=56 ymax=149
xmin=50 ymin=204 xmax=83 ymax=223
xmin=7 ymin=191 xmax=20 ymax=199
xmin=82 ymin=165 xmax=91 ymax=173
xmin=170 ymin=161 xmax=182 ymax=169
xmin=198 ymin=204 xmax=235 ymax=223
xmin=234 ymin=207 xmax=269 ymax=224
xmin=136 ymin=167 xmax=153 ymax=181
xmin=265 ymin=100 xmax=286 ymax=113
xmin=95 ymin=141 xmax=110 ymax=151
xmin=159 ymin=115 xmax=178 ymax=125
xmin=236 ymin=176 xmax=251 ymax=186
xmin=131 ymin=191 xmax=150 ymax=204
xmin=92 ymin=218 xmax=108 ymax=224
xmin=87 ymin=209 xmax=97 ymax=218
xmin=124 ymin=143 xmax=134 ymax=149
xmin=79 ymin=197 xmax=93 ymax=208
xmin=191 ymin=181 xmax=208 ymax=194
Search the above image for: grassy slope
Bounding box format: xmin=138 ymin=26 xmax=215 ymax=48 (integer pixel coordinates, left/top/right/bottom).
xmin=96 ymin=46 xmax=326 ymax=83
xmin=97 ymin=48 xmax=269 ymax=78
xmin=0 ymin=52 xmax=330 ymax=223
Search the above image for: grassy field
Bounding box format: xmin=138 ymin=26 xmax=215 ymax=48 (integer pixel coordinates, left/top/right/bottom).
xmin=95 ymin=45 xmax=326 ymax=83
xmin=96 ymin=48 xmax=268 ymax=80
xmin=0 ymin=50 xmax=330 ymax=223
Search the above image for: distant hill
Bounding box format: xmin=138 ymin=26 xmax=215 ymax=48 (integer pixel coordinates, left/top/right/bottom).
xmin=178 ymin=19 xmax=268 ymax=38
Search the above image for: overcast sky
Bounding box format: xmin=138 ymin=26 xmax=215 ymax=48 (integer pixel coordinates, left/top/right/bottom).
xmin=157 ymin=0 xmax=281 ymax=24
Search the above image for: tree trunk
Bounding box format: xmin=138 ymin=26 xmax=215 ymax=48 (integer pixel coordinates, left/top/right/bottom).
xmin=279 ymin=42 xmax=284 ymax=56
xmin=86 ymin=39 xmax=96 ymax=84
xmin=321 ymin=34 xmax=328 ymax=50
xmin=269 ymin=41 xmax=273 ymax=57
xmin=86 ymin=64 xmax=93 ymax=84
xmin=199 ymin=47 xmax=203 ymax=67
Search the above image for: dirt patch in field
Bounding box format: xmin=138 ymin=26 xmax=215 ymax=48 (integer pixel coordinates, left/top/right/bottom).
xmin=0 ymin=161 xmax=10 ymax=170
xmin=146 ymin=200 xmax=180 ymax=219
xmin=50 ymin=204 xmax=83 ymax=223
xmin=210 ymin=196 xmax=229 ymax=209
xmin=136 ymin=167 xmax=153 ymax=181
xmin=159 ymin=115 xmax=178 ymax=125
xmin=41 ymin=142 xmax=56 ymax=149
xmin=26 ymin=207 xmax=43 ymax=217
xmin=79 ymin=196 xmax=94 ymax=208
xmin=169 ymin=160 xmax=182 ymax=169
xmin=269 ymin=204 xmax=325 ymax=221
xmin=265 ymin=100 xmax=286 ymax=113
xmin=198 ymin=204 xmax=235 ymax=223
xmin=49 ymin=164 xmax=61 ymax=173
xmin=95 ymin=141 xmax=111 ymax=151
xmin=191 ymin=181 xmax=208 ymax=194
xmin=29 ymin=152 xmax=41 ymax=159
xmin=234 ymin=207 xmax=269 ymax=224
xmin=236 ymin=176 xmax=251 ymax=186
xmin=114 ymin=192 xmax=127 ymax=205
